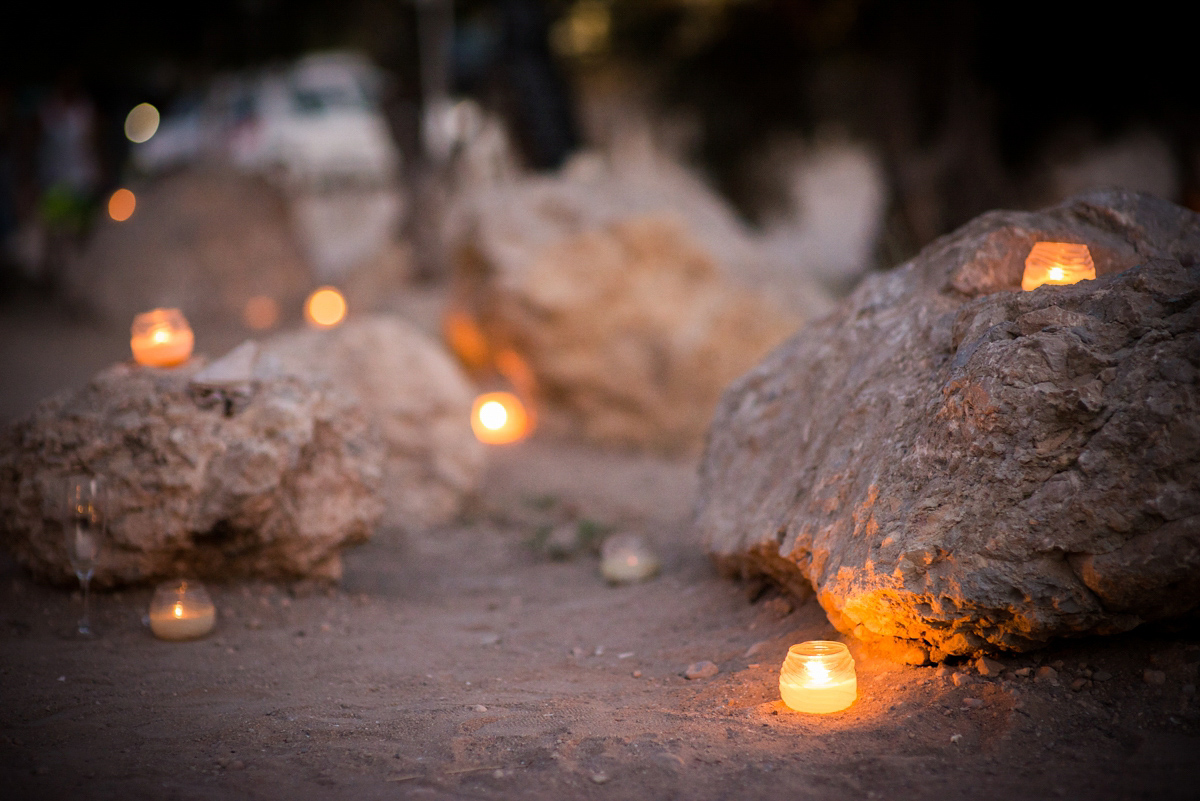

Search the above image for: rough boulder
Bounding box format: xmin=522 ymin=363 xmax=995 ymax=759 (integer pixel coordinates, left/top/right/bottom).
xmin=0 ymin=354 xmax=384 ymax=587
xmin=260 ymin=316 xmax=485 ymax=529
xmin=698 ymin=190 xmax=1200 ymax=661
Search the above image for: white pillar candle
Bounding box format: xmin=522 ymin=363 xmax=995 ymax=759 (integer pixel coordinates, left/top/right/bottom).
xmin=131 ymin=308 xmax=194 ymax=367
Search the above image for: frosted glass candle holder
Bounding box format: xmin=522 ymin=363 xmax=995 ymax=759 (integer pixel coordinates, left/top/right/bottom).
xmin=779 ymin=641 xmax=857 ymax=713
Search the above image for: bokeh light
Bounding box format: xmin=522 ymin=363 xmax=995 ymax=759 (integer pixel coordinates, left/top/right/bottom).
xmin=471 ymin=391 xmax=531 ymax=445
xmin=124 ymin=103 xmax=161 ymax=143
xmin=108 ymin=188 xmax=136 ymax=222
xmin=242 ymin=295 xmax=280 ymax=330
xmin=304 ymin=287 xmax=347 ymax=328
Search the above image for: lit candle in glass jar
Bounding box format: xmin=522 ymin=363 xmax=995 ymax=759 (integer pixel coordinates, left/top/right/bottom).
xmin=130 ymin=308 xmax=194 ymax=367
xmin=1021 ymin=242 xmax=1096 ymax=291
xmin=779 ymin=641 xmax=857 ymax=713
xmin=149 ymin=580 xmax=216 ymax=641
xmin=471 ymin=391 xmax=531 ymax=445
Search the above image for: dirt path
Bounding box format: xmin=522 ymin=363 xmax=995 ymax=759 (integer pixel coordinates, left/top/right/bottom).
xmin=2 ymin=437 xmax=1199 ymax=800
xmin=1 ymin=294 xmax=1198 ymax=800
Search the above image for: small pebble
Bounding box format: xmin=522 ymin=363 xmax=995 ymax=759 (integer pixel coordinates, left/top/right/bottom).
xmin=493 ymin=769 xmax=505 ymax=779
xmin=56 ymin=676 xmax=65 ymax=682
xmin=480 ymin=633 xmax=501 ymax=646
xmin=935 ymin=665 xmax=952 ymax=678
xmin=571 ymin=646 xmax=584 ymax=658
xmin=1070 ymin=678 xmax=1089 ymax=691
xmin=473 ymin=704 xmax=488 ymax=713
xmin=1014 ymin=667 xmax=1032 ymax=677
xmin=1034 ymin=666 xmax=1057 ymax=684
xmin=1092 ymin=671 xmax=1112 ymax=682
xmin=685 ymin=661 xmax=719 ymax=680
xmin=951 ymin=672 xmax=972 ymax=687
xmin=632 ymin=671 xmax=643 ymax=679
xmin=1144 ymin=669 xmax=1166 ymax=686
xmin=975 ymin=656 xmax=1004 ymax=677
xmin=949 ymin=734 xmax=962 ymax=744
xmin=962 ymin=698 xmax=984 ymax=709
xmin=590 ymin=772 xmax=610 ymax=784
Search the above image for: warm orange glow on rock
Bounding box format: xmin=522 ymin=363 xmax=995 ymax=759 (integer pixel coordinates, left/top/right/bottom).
xmin=444 ymin=310 xmax=491 ymax=370
xmin=149 ymin=580 xmax=216 ymax=641
xmin=471 ymin=391 xmax=530 ymax=445
xmin=779 ymin=641 xmax=857 ymax=713
xmin=305 ymin=287 xmax=347 ymax=328
xmin=1022 ymin=242 xmax=1096 ymax=291
xmin=242 ymin=295 xmax=280 ymax=330
xmin=130 ymin=308 xmax=194 ymax=367
xmin=108 ymin=188 xmax=136 ymax=222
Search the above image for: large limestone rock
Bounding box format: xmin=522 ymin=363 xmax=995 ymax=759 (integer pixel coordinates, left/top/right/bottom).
xmin=260 ymin=316 xmax=485 ymax=529
xmin=446 ymin=161 xmax=827 ymax=452
xmin=64 ymin=169 xmax=312 ymax=328
xmin=0 ymin=354 xmax=384 ymax=587
xmin=698 ymin=190 xmax=1200 ymax=661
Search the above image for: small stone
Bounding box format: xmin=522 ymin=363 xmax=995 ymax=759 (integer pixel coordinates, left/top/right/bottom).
xmin=1051 ymin=660 xmax=1064 ymax=670
xmin=962 ymin=698 xmax=984 ymax=709
xmin=685 ymin=661 xmax=720 ymax=680
xmin=1035 ymin=666 xmax=1058 ymax=684
xmin=590 ymin=772 xmax=610 ymax=785
xmin=951 ymin=672 xmax=972 ymax=687
xmin=1070 ymin=678 xmax=1089 ymax=691
xmin=480 ymin=633 xmax=501 ymax=646
xmin=950 ymin=734 xmax=962 ymax=744
xmin=1144 ymin=669 xmax=1167 ymax=686
xmin=56 ymin=676 xmax=65 ymax=682
xmin=473 ymin=704 xmax=488 ymax=713
xmin=1092 ymin=671 xmax=1112 ymax=682
xmin=493 ymin=769 xmax=505 ymax=779
xmin=632 ymin=671 xmax=643 ymax=678
xmin=935 ymin=665 xmax=952 ymax=679
xmin=571 ymin=647 xmax=584 ymax=658
xmin=975 ymin=656 xmax=1004 ymax=677
xmin=1014 ymin=667 xmax=1032 ymax=677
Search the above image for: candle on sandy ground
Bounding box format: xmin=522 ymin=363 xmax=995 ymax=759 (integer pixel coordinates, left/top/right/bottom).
xmin=131 ymin=308 xmax=194 ymax=367
xmin=1021 ymin=242 xmax=1096 ymax=291
xmin=779 ymin=641 xmax=857 ymax=713
xmin=149 ymin=580 xmax=216 ymax=641
xmin=471 ymin=391 xmax=531 ymax=445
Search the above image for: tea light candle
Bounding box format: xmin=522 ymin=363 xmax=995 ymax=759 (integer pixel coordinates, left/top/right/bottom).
xmin=600 ymin=533 xmax=660 ymax=584
xmin=1021 ymin=242 xmax=1096 ymax=291
xmin=471 ymin=391 xmax=531 ymax=445
xmin=149 ymin=580 xmax=216 ymax=641
xmin=131 ymin=308 xmax=194 ymax=367
xmin=779 ymin=640 xmax=857 ymax=713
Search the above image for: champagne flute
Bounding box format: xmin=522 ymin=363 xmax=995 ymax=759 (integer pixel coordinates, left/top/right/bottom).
xmin=64 ymin=476 xmax=103 ymax=636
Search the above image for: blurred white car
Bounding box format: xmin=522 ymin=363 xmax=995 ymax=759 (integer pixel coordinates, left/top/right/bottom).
xmin=134 ymin=52 xmax=400 ymax=188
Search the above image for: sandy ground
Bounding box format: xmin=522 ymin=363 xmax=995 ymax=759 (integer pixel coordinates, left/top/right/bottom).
xmin=2 ymin=290 xmax=1199 ymax=801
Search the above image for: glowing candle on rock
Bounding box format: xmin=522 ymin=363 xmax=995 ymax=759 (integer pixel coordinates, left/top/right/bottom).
xmin=1021 ymin=242 xmax=1095 ymax=291
xmin=779 ymin=640 xmax=857 ymax=713
xmin=130 ymin=308 xmax=194 ymax=367
xmin=149 ymin=580 xmax=216 ymax=641
xmin=471 ymin=391 xmax=530 ymax=445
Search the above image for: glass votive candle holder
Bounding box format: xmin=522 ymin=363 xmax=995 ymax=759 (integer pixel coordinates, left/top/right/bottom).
xmin=779 ymin=640 xmax=857 ymax=713
xmin=131 ymin=308 xmax=194 ymax=367
xmin=1021 ymin=242 xmax=1096 ymax=291
xmin=600 ymin=533 xmax=661 ymax=584
xmin=149 ymin=579 xmax=216 ymax=641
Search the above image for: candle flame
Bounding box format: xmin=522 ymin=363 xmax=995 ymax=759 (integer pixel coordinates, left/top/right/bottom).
xmin=173 ymin=602 xmax=184 ymax=618
xmin=152 ymin=328 xmax=170 ymax=344
xmin=470 ymin=391 xmax=530 ymax=445
xmin=478 ymin=400 xmax=508 ymax=431
xmin=305 ymin=287 xmax=347 ymax=329
xmin=806 ymin=661 xmax=832 ymax=686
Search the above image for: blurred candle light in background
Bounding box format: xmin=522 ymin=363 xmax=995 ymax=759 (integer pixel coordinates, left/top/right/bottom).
xmin=305 ymin=287 xmax=347 ymax=328
xmin=1022 ymin=242 xmax=1095 ymax=291
xmin=108 ymin=188 xmax=136 ymax=222
xmin=471 ymin=391 xmax=530 ymax=444
xmin=124 ymin=102 xmax=161 ymax=143
xmin=130 ymin=308 xmax=194 ymax=367
xmin=242 ymin=295 xmax=280 ymax=330
xmin=779 ymin=641 xmax=857 ymax=713
xmin=149 ymin=580 xmax=216 ymax=641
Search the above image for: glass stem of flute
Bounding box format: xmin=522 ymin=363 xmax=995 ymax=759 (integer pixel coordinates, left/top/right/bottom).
xmin=77 ymin=570 xmax=92 ymax=635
